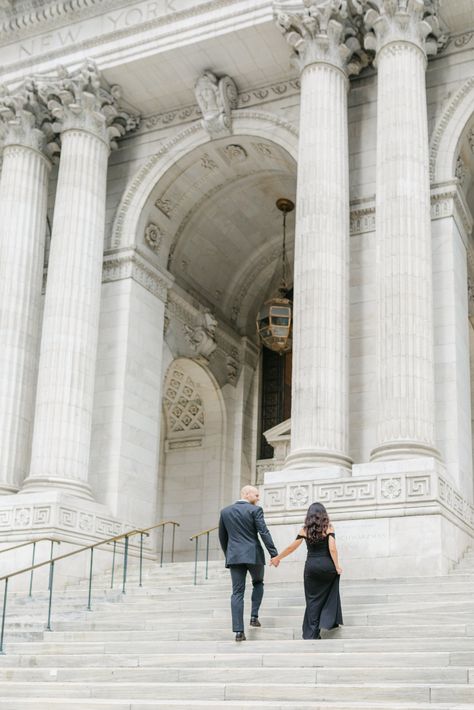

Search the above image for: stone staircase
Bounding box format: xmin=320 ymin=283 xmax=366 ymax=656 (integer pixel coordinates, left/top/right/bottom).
xmin=0 ymin=548 xmax=473 ymax=709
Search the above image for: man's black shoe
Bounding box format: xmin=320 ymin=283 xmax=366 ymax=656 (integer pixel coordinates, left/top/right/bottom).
xmin=235 ymin=632 xmax=246 ymax=642
xmin=250 ymin=617 xmax=261 ymax=627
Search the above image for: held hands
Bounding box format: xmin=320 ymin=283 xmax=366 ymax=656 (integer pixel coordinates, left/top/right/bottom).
xmin=336 ymin=566 xmax=342 ymax=575
xmin=270 ymin=557 xmax=280 ymax=567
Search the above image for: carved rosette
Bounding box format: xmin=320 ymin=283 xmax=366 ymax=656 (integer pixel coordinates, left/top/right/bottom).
xmin=36 ymin=60 xmax=139 ymax=149
xmin=276 ymin=0 xmax=368 ymax=76
xmin=363 ymin=0 xmax=446 ymax=60
xmin=0 ymin=82 xmax=59 ymax=158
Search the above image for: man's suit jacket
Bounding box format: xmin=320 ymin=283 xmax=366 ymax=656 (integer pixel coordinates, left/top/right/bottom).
xmin=218 ymin=500 xmax=278 ymax=567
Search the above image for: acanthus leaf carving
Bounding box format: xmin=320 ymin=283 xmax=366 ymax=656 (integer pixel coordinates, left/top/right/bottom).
xmin=276 ymin=0 xmax=369 ymax=76
xmin=363 ymin=0 xmax=447 ymax=59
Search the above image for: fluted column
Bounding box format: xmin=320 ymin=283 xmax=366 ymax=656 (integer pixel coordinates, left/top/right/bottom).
xmin=277 ymin=3 xmax=367 ymax=473
xmin=0 ymin=87 xmax=57 ymax=493
xmin=23 ymin=62 xmax=135 ymax=497
xmin=364 ymin=1 xmax=444 ymax=461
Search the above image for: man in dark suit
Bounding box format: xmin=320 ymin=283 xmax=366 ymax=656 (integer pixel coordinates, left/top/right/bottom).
xmin=218 ymin=485 xmax=279 ymax=641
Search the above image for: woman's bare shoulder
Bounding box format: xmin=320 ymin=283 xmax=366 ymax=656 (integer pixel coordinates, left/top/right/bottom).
xmin=327 ymin=523 xmax=335 ymax=533
xmin=298 ymin=528 xmax=307 ymax=538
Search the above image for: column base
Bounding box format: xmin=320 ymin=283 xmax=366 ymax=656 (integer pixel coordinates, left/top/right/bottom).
xmin=370 ymin=441 xmax=441 ymax=462
xmin=0 ymin=488 xmax=141 ymax=592
xmin=262 ymin=458 xmax=474 ymax=579
xmin=285 ymin=448 xmax=352 ymax=474
xmin=0 ymin=483 xmax=20 ymax=495
xmin=20 ymin=475 xmax=94 ymax=501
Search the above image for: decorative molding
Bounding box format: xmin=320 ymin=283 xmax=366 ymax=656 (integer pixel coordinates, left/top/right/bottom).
xmin=0 ymin=501 xmax=133 ymax=541
xmin=429 ymin=77 xmax=474 ymax=181
xmin=263 ymin=469 xmax=474 ymax=532
xmin=350 ymin=197 xmax=376 ymax=235
xmin=102 ymin=247 xmax=173 ymax=302
xmin=139 ymin=77 xmax=301 ymax=134
xmin=430 ymin=181 xmax=473 ymax=239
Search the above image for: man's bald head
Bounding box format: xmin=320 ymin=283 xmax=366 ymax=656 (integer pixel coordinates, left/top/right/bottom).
xmin=241 ymin=485 xmax=260 ymax=505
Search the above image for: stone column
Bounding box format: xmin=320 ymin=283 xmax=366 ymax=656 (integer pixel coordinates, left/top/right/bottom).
xmin=23 ymin=62 xmax=135 ymax=498
xmin=364 ymin=1 xmax=444 ymax=461
xmin=0 ymin=86 xmax=57 ymax=494
xmin=276 ymin=2 xmax=366 ymax=474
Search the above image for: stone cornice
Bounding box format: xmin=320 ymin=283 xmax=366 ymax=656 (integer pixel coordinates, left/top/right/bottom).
xmin=102 ymin=247 xmax=173 ymax=302
xmin=430 ymin=181 xmax=474 ymax=240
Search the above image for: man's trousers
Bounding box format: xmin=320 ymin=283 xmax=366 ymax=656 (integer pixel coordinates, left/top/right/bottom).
xmin=229 ymin=563 xmax=264 ymax=632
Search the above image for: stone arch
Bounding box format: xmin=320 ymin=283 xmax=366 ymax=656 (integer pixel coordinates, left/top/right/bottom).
xmin=111 ymin=110 xmax=299 ymax=250
xmin=159 ymin=357 xmax=227 ymax=557
xmin=430 ymin=77 xmax=474 ymax=182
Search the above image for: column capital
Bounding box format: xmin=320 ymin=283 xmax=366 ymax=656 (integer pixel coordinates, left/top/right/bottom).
xmin=276 ymin=0 xmax=368 ymax=77
xmin=363 ymin=0 xmax=447 ymax=61
xmin=36 ymin=60 xmax=139 ymax=149
xmin=0 ymin=82 xmax=58 ymax=160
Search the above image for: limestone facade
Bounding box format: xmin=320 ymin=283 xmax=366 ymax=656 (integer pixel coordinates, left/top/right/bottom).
xmin=0 ymin=0 xmax=474 ymax=573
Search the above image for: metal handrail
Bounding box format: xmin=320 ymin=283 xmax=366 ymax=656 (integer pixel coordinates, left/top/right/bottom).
xmin=0 ymin=538 xmax=57 ymax=556
xmin=138 ymin=520 xmax=180 ymax=568
xmin=0 ymin=519 xmax=179 ymax=654
xmin=0 ymin=538 xmax=65 ymax=598
xmin=190 ymin=525 xmax=218 ymax=585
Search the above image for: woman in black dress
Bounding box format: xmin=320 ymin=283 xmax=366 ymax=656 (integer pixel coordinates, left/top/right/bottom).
xmin=270 ymin=502 xmax=343 ymax=639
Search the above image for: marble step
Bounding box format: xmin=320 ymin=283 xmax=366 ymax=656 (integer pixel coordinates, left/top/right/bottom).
xmin=5 ymin=638 xmax=474 ymax=655
xmin=43 ymin=620 xmax=474 ymax=641
xmin=0 ymin=701 xmax=473 ymax=710
xmin=0 ymin=649 xmax=472 ymax=669
xmin=0 ymin=680 xmax=474 ymax=703
xmin=0 ymin=665 xmax=471 ymax=684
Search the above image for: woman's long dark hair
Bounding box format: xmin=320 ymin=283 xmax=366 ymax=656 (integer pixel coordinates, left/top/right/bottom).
xmin=304 ymin=502 xmax=330 ymax=544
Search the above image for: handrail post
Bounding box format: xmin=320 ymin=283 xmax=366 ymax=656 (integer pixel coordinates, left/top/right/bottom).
xmin=205 ymin=532 xmax=210 ymax=581
xmin=87 ymin=547 xmax=94 ymax=611
xmin=193 ymin=537 xmax=198 ymax=586
xmin=46 ymin=561 xmax=54 ymax=631
xmin=0 ymin=578 xmax=8 ymax=654
xmin=171 ymin=523 xmax=176 ymax=563
xmin=28 ymin=542 xmax=36 ymax=597
xmin=111 ymin=540 xmax=116 ymax=589
xmin=139 ymin=533 xmax=144 ymax=587
xmin=122 ymin=535 xmax=129 ymax=594
xmin=48 ymin=540 xmax=57 ymax=591
xmin=160 ymin=525 xmax=165 ymax=568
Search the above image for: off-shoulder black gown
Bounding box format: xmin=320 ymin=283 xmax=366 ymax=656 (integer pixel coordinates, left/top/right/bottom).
xmin=296 ymin=532 xmax=343 ymax=639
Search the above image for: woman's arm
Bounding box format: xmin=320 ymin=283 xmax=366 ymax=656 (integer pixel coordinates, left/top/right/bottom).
xmin=269 ymin=529 xmax=305 ymax=565
xmin=328 ymin=527 xmax=342 ymax=574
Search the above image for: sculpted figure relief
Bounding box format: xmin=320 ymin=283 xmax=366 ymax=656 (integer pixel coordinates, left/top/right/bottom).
xmin=194 ymin=70 xmax=238 ymax=138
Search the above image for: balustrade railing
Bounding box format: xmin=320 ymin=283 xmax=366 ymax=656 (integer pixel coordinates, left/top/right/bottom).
xmin=0 ymin=520 xmax=179 ymax=654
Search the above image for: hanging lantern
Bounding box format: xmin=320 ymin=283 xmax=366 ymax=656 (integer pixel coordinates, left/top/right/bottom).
xmin=256 ymin=198 xmax=294 ymax=354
